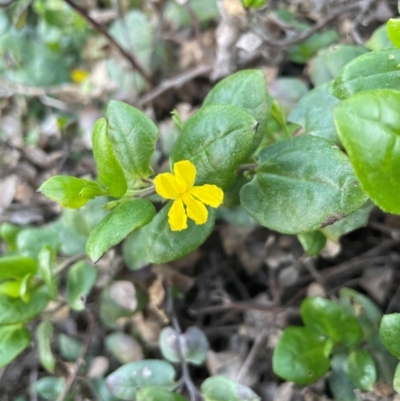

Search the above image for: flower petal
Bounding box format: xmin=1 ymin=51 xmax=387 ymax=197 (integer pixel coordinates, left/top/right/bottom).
xmin=173 ymin=160 xmax=196 ymax=192
xmin=182 ymin=193 xmax=208 ymax=225
xmin=154 ymin=172 xmax=179 ymax=199
xmin=190 ymin=184 xmax=224 ymax=208
xmin=168 ymin=198 xmax=187 ymax=231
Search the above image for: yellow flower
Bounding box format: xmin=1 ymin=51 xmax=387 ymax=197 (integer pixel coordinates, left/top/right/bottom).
xmin=154 ymin=160 xmax=224 ymax=231
xmin=71 ymin=69 xmax=89 ymax=84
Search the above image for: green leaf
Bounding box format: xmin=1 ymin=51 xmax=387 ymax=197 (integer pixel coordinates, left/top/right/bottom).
xmin=268 ymin=78 xmax=308 ymax=115
xmin=106 ymin=360 xmax=176 ymax=400
xmin=388 ymin=18 xmax=400 ymax=49
xmin=0 ymin=222 xmax=21 ymax=251
xmin=346 ymin=349 xmax=377 ymax=391
xmin=38 ymin=246 xmax=57 ymax=298
xmin=86 ymin=199 xmax=155 ymax=263
xmin=171 ymin=105 xmax=257 ymax=189
xmin=106 ymin=332 xmax=143 ymax=365
xmin=146 ymin=203 xmax=215 ymax=264
xmin=394 ymin=362 xmax=400 ymax=393
xmin=334 ymin=89 xmax=400 ymax=214
xmin=297 ymin=231 xmax=326 ymax=256
xmin=332 ymin=49 xmax=400 ymax=99
xmin=36 ymin=320 xmax=55 ymax=373
xmin=288 ymin=30 xmax=338 ymax=64
xmin=17 ymin=227 xmax=61 ymax=260
xmin=202 ymin=70 xmax=270 ymax=153
xmin=288 ymin=82 xmax=340 ymax=145
xmin=321 ymin=200 xmax=374 ymax=242
xmin=379 ymin=313 xmax=400 ymax=358
xmin=201 ymin=375 xmax=260 ymax=401
xmin=301 ymin=297 xmax=363 ymax=347
xmin=58 ymin=334 xmax=82 ymax=361
xmin=66 ymin=261 xmax=97 ymax=311
xmin=329 ymin=353 xmax=358 ymax=401
xmin=366 ymin=24 xmax=394 ymax=51
xmin=123 ymin=228 xmax=151 ymax=271
xmin=138 ymin=388 xmax=188 ymax=401
xmin=0 ymin=324 xmax=30 ymax=367
xmin=38 ymin=176 xmax=104 ymax=208
xmin=272 ymin=326 xmax=331 ymax=385
xmin=0 ymin=256 xmax=37 ymax=280
xmin=31 ymin=377 xmax=66 ymax=401
xmin=0 ymin=287 xmax=49 ymax=325
xmin=308 ymin=45 xmax=368 ymax=86
xmin=240 ymin=135 xmax=367 ymax=234
xmin=92 ymin=118 xmax=127 ymax=197
xmin=105 ymin=100 xmax=159 ymax=183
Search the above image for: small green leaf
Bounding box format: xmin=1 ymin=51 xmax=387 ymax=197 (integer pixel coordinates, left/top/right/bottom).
xmin=171 ymin=105 xmax=257 ymax=189
xmin=106 ymin=332 xmax=143 ymax=364
xmin=202 ymin=70 xmax=269 ymax=154
xmin=38 ymin=246 xmax=57 ymax=298
xmin=270 ymin=100 xmax=288 ymax=137
xmin=123 ymin=229 xmax=151 ymax=271
xmin=272 ymin=326 xmax=331 ymax=385
xmin=201 ymin=375 xmax=260 ymax=401
xmin=242 ymin=0 xmax=266 ymax=9
xmin=146 ymin=203 xmax=215 ymax=264
xmin=297 ymin=231 xmax=326 ymax=256
xmin=301 ymin=297 xmax=363 ymax=347
xmin=137 ymin=388 xmax=188 ymax=401
xmin=366 ymin=24 xmax=394 ymax=51
xmin=105 ymin=100 xmax=159 ymax=183
xmin=58 ymin=334 xmax=83 ymax=361
xmin=92 ymin=118 xmax=127 ymax=197
xmin=240 ymin=136 xmax=367 ymax=234
xmin=393 ymin=362 xmax=400 ymax=393
xmin=31 ymin=377 xmax=66 ymax=401
xmin=0 ymin=287 xmax=49 ymax=325
xmin=66 ymin=261 xmax=97 ymax=311
xmin=379 ymin=313 xmax=400 ymax=358
xmin=38 ymin=176 xmax=104 ymax=209
xmin=17 ymin=227 xmax=61 ymax=260
xmin=0 ymin=256 xmax=37 ymax=280
xmin=0 ymin=324 xmax=30 ymax=367
xmin=36 ymin=320 xmax=55 ymax=373
xmin=288 ymin=82 xmax=340 ymax=145
xmin=86 ymin=199 xmax=155 ymax=263
xmin=159 ymin=327 xmax=180 ymax=363
xmin=334 ymin=89 xmax=400 ymax=214
xmin=388 ymin=18 xmax=400 ymax=49
xmin=346 ymin=349 xmax=377 ymax=391
xmin=0 ymin=222 xmax=21 ymax=251
xmin=332 ymin=49 xmax=400 ymax=99
xmin=329 ymin=354 xmax=358 ymax=401
xmin=106 ymin=360 xmax=176 ymax=400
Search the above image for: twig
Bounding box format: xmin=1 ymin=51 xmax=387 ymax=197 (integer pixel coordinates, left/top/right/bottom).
xmin=350 ymin=0 xmax=375 ymax=45
xmin=236 ymin=329 xmax=268 ymax=384
xmin=63 ymin=0 xmax=153 ymax=87
xmin=56 ymin=310 xmax=95 ymax=401
xmin=254 ymin=2 xmax=365 ymax=48
xmin=139 ymin=64 xmax=212 ymax=105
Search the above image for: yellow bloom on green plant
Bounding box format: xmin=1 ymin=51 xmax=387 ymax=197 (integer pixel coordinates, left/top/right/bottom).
xmin=71 ymin=68 xmax=89 ymax=84
xmin=154 ymin=160 xmax=224 ymax=231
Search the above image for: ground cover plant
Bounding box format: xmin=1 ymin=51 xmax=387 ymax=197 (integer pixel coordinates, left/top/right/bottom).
xmin=2 ymin=0 xmax=400 ymax=400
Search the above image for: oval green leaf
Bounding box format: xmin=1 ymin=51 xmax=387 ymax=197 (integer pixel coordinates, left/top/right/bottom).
xmin=86 ymin=199 xmax=156 ymax=263
xmin=36 ymin=320 xmax=55 ymax=373
xmin=106 ymin=359 xmax=176 ymax=400
xmin=0 ymin=287 xmax=49 ymax=325
xmin=105 ymin=100 xmax=159 ymax=182
xmin=171 ymin=105 xmax=257 ymax=189
xmin=272 ymin=326 xmax=331 ymax=385
xmin=332 ymin=48 xmax=400 ymax=99
xmin=388 ymin=18 xmax=400 ymax=49
xmin=0 ymin=324 xmax=31 ymax=368
xmin=66 ymin=260 xmax=97 ymax=311
xmin=240 ymin=135 xmax=367 ymax=234
xmin=38 ymin=246 xmax=57 ymax=299
xmin=92 ymin=118 xmax=127 ymax=197
xmin=301 ymin=297 xmax=363 ymax=347
xmin=0 ymin=255 xmax=37 ymax=280
xmin=394 ymin=362 xmax=400 ymax=393
xmin=345 ymin=349 xmax=377 ymax=391
xmin=201 ymin=375 xmax=260 ymax=401
xmin=288 ymin=82 xmax=340 ymax=145
xmin=202 ymin=69 xmax=269 ymax=153
xmin=297 ymin=231 xmax=326 ymax=256
xmin=379 ymin=313 xmax=400 ymax=358
xmin=146 ymin=203 xmax=215 ymax=264
xmin=334 ymin=89 xmax=400 ymax=214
